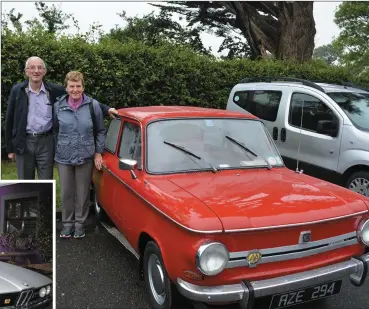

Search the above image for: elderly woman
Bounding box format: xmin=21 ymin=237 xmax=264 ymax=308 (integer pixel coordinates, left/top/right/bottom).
xmin=53 ymin=71 xmax=106 ymax=239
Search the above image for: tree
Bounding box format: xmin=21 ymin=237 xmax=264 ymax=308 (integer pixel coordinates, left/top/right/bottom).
xmin=313 ymin=44 xmax=340 ymax=65
xmin=1 ymin=2 xmax=80 ymax=35
xmin=152 ymin=1 xmax=317 ymax=62
xmin=332 ymin=2 xmax=369 ymax=78
xmin=102 ymin=10 xmax=212 ymax=56
xmin=33 ymin=1 xmax=78 ymax=34
xmin=1 ymin=8 xmax=24 ymax=32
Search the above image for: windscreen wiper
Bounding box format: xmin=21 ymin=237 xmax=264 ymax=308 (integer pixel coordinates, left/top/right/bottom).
xmin=163 ymin=141 xmax=218 ymax=173
xmin=225 ymin=135 xmax=272 ymax=170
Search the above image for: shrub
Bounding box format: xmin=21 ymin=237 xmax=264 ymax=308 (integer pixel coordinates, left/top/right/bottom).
xmin=2 ymin=29 xmax=368 ymax=117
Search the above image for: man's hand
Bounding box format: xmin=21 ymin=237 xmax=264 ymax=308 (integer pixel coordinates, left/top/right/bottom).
xmin=8 ymin=153 xmax=15 ymax=161
xmin=108 ymin=108 xmax=118 ymax=119
xmin=94 ymin=153 xmax=103 ymax=170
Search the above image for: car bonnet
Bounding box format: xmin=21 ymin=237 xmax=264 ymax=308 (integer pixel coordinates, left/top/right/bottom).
xmin=0 ymin=261 xmax=52 ymax=292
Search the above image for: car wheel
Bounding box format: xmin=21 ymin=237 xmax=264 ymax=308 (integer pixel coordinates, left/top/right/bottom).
xmin=345 ymin=171 xmax=369 ymax=198
xmin=143 ymin=241 xmax=173 ymax=309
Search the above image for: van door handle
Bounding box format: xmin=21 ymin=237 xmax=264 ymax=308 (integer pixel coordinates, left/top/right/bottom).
xmin=272 ymin=127 xmax=278 ymax=140
xmin=281 ymin=128 xmax=286 ymax=142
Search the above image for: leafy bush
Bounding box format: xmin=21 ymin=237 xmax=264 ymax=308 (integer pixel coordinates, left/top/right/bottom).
xmin=2 ymin=29 xmax=368 ymax=118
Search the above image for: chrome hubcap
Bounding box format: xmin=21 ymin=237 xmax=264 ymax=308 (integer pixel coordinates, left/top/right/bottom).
xmin=148 ymin=254 xmax=165 ymax=305
xmin=349 ymin=177 xmax=369 ymax=197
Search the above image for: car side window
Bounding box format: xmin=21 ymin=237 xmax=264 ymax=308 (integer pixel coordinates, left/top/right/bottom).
xmin=104 ymin=118 xmax=122 ymax=153
xmin=289 ymin=93 xmax=338 ymax=135
xmin=118 ymin=121 xmax=142 ymax=167
xmin=233 ymin=90 xmax=282 ymax=122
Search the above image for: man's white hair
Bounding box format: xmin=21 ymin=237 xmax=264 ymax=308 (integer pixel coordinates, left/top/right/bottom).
xmin=25 ymin=56 xmax=46 ymax=70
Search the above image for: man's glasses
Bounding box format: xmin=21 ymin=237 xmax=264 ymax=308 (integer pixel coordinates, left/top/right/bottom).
xmin=26 ymin=66 xmax=45 ymax=71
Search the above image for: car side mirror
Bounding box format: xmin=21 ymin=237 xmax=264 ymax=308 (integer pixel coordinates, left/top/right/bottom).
xmin=316 ymin=120 xmax=339 ymax=137
xmin=119 ymin=159 xmax=138 ymax=171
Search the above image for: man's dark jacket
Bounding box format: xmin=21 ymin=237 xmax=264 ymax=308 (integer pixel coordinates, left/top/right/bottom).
xmin=5 ymin=80 xmax=109 ymax=155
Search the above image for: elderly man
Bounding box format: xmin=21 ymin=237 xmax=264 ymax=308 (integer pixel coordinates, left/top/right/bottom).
xmin=5 ymin=56 xmax=117 ymax=179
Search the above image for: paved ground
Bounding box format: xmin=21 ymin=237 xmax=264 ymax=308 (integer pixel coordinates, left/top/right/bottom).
xmin=56 ymin=213 xmax=369 ymax=309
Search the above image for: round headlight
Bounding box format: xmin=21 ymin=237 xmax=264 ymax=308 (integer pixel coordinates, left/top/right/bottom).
xmin=39 ymin=287 xmax=46 ymax=298
xmin=357 ymin=218 xmax=369 ymax=246
xmin=46 ymin=285 xmax=51 ymax=295
xmin=196 ymin=242 xmax=229 ymax=276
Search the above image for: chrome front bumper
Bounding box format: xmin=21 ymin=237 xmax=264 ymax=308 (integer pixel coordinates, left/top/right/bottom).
xmin=176 ymin=253 xmax=369 ymax=307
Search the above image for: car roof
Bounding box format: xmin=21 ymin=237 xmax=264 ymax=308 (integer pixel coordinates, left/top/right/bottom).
xmin=234 ymin=78 xmax=369 ymax=95
xmin=316 ymin=83 xmax=369 ymax=94
xmin=117 ymin=106 xmax=258 ymax=124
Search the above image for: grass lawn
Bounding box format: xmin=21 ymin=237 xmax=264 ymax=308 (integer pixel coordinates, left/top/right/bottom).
xmin=1 ymin=160 xmax=61 ymax=208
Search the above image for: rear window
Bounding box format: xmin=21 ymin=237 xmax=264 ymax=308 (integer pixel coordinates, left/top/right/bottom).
xmin=233 ymin=90 xmax=282 ymax=122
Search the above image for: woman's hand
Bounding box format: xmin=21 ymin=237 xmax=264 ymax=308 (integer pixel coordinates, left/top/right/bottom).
xmin=94 ymin=153 xmax=103 ymax=170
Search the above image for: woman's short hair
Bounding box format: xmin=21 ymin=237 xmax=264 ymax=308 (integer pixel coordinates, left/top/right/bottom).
xmin=65 ymin=71 xmax=84 ymax=87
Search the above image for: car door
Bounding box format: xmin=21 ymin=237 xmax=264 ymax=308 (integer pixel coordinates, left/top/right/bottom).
xmin=97 ymin=117 xmax=123 ymax=223
xmin=280 ymin=89 xmax=343 ymax=180
xmin=228 ymin=85 xmax=285 ymax=149
xmin=105 ymin=119 xmax=143 ymax=243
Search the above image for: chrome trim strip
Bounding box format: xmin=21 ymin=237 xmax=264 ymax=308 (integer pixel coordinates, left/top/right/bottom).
xmin=224 ymin=211 xmax=368 ymax=233
xmin=101 ymin=221 xmax=140 ymax=260
xmin=227 ymin=232 xmax=358 ymax=268
xmin=101 ymin=166 xmax=223 ymax=234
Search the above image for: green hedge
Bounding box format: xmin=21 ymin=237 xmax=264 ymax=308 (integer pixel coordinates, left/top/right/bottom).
xmin=2 ymin=29 xmax=369 ymax=116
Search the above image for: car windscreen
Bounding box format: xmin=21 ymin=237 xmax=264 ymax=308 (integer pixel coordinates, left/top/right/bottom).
xmin=327 ymin=92 xmax=369 ymax=132
xmin=146 ymin=118 xmax=283 ymax=174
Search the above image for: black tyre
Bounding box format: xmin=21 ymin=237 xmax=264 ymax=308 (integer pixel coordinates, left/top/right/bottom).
xmin=345 ymin=171 xmax=369 ymax=198
xmin=143 ymin=241 xmax=173 ymax=309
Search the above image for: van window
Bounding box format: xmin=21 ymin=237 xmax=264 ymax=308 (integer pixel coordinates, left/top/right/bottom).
xmin=327 ymin=92 xmax=369 ymax=132
xmin=233 ymin=90 xmax=282 ymax=122
xmin=289 ymin=93 xmax=338 ymax=135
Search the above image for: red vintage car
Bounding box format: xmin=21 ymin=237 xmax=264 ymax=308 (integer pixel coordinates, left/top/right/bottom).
xmin=92 ymin=106 xmax=369 ymax=309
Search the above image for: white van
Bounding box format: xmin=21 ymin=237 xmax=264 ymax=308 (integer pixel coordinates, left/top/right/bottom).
xmin=226 ymin=77 xmax=369 ymax=197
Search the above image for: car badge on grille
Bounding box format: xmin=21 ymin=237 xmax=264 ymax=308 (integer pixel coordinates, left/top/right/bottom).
xmin=299 ymin=231 xmax=312 ymax=244
xmin=23 ymin=282 xmax=29 ymax=287
xmin=247 ymin=250 xmax=262 ymax=267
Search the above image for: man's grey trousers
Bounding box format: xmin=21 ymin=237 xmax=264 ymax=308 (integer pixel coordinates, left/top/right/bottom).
xmin=16 ymin=133 xmax=54 ymax=180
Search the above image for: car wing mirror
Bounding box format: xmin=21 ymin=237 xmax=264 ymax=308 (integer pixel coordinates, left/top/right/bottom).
xmin=119 ymin=158 xmax=138 ymax=171
xmin=316 ymin=120 xmax=339 ymax=137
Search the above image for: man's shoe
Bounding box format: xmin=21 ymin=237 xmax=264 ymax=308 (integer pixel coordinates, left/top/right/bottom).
xmin=60 ymin=226 xmax=74 ymax=239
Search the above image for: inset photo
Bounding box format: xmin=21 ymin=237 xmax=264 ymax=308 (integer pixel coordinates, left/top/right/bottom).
xmin=0 ymin=181 xmax=54 ymax=309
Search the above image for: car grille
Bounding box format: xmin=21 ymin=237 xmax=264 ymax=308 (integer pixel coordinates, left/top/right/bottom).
xmin=11 ymin=287 xmax=51 ymax=308
xmin=16 ymin=289 xmax=33 ymax=306
xmin=226 ymin=231 xmax=358 ymax=269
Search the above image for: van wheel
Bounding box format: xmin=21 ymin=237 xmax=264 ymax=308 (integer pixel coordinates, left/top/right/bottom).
xmin=143 ymin=241 xmax=173 ymax=309
xmin=345 ymin=171 xmax=369 ymax=198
